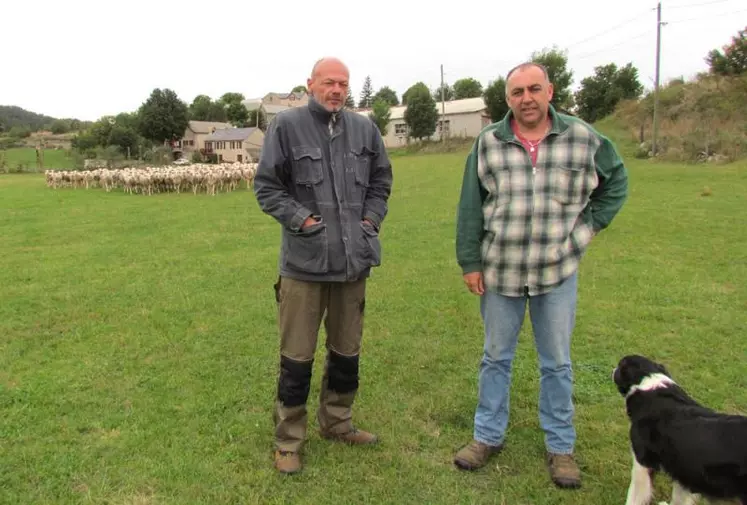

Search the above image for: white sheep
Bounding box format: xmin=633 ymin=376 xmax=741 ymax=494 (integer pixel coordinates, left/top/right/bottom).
xmin=44 ymin=162 xmax=259 ymax=196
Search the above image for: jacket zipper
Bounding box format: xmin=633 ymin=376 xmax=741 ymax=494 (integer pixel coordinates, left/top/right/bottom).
xmin=513 ymin=139 xmax=535 ymax=297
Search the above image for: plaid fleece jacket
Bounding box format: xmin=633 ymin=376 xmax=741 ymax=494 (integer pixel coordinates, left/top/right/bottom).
xmin=456 ymin=105 xmax=628 ymax=297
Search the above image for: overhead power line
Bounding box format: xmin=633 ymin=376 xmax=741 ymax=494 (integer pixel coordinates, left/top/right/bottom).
xmin=564 ymin=8 xmax=654 ymax=49
xmin=572 ymin=30 xmax=654 ymax=60
xmin=667 ymin=0 xmax=732 ymax=9
xmin=667 ymin=8 xmax=747 ymax=23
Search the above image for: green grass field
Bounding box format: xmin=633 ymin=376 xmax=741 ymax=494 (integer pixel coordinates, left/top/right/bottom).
xmin=1 ymin=151 xmax=746 ymax=505
xmin=1 ymin=147 xmax=76 ymax=171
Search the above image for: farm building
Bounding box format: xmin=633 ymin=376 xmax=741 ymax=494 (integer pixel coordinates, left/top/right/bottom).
xmin=242 ymin=90 xmax=309 ymax=125
xmin=357 ymin=97 xmax=491 ymax=148
xmin=172 ymin=120 xmax=232 ymax=158
xmin=203 ymin=127 xmax=264 ymax=162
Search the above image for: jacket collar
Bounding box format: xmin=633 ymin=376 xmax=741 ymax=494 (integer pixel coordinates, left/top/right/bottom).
xmin=493 ymin=104 xmax=568 ymax=141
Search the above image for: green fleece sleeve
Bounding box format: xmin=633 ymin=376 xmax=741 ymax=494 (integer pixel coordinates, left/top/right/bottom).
xmin=456 ymin=139 xmax=488 ymax=275
xmin=590 ymin=135 xmax=629 ymax=232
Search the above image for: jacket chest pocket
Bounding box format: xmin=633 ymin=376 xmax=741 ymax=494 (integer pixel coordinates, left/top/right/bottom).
xmin=292 ymin=146 xmax=324 ymax=185
xmin=292 ymin=146 xmax=324 ymax=204
xmin=550 ymin=165 xmax=586 ymax=205
xmin=345 ymin=146 xmax=375 ymax=202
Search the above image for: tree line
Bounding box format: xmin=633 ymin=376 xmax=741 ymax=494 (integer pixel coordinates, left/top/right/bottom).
xmin=360 ymin=46 xmax=642 ymax=142
xmin=363 ymin=25 xmax=745 ymax=143
xmin=4 ymin=25 xmax=742 ymax=158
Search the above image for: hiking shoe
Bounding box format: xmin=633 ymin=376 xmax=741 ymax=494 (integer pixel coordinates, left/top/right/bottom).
xmin=274 ymin=450 xmax=301 ymax=474
xmin=321 ymin=427 xmax=378 ymax=445
xmin=546 ymin=452 xmax=581 ymax=489
xmin=454 ymin=440 xmax=503 ymax=471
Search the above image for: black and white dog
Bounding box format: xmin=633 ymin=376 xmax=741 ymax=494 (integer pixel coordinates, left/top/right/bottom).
xmin=612 ymin=354 xmax=747 ymax=505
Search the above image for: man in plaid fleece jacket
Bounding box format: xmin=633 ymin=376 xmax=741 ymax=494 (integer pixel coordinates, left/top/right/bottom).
xmin=453 ymin=62 xmax=628 ymax=488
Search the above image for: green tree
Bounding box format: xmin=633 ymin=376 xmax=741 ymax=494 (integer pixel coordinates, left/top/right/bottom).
xmin=89 ymin=117 xmax=115 ymax=146
xmin=114 ymin=112 xmax=139 ymax=130
xmin=50 ymin=119 xmax=70 ymax=134
xmin=71 ymin=132 xmax=99 ymax=153
xmin=453 ymin=78 xmax=484 ymax=99
xmin=216 ymin=92 xmax=250 ymax=126
xmin=368 ymin=99 xmax=391 ymax=136
xmin=373 ymin=86 xmax=399 ymax=106
xmin=136 ymin=88 xmax=190 ymax=144
xmin=402 ymin=81 xmax=430 ymax=105
xmin=219 ymin=92 xmax=245 ymax=106
xmin=358 ymin=75 xmax=374 ymax=109
xmin=403 ymin=83 xmax=438 ymax=141
xmin=432 ymin=83 xmax=454 ymax=102
xmin=291 ymin=85 xmax=307 ymax=93
xmin=7 ymin=125 xmax=31 ymax=138
xmin=189 ymin=95 xmax=227 ymax=122
xmin=574 ymin=62 xmax=643 ymax=123
xmin=226 ymin=102 xmax=250 ymax=127
xmin=345 ymin=88 xmax=356 ymax=108
xmin=108 ymin=125 xmax=141 ymax=156
xmin=483 ymin=78 xmax=508 ymax=122
xmin=706 ymin=26 xmax=747 ymax=76
xmin=531 ymin=46 xmax=574 ymax=110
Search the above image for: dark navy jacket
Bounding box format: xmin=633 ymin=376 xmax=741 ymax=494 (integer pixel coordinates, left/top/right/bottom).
xmin=254 ymin=97 xmax=393 ymax=282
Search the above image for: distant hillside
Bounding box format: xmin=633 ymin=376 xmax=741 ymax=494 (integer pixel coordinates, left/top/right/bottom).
xmin=607 ymin=73 xmax=747 ymax=163
xmin=0 ymin=105 xmax=58 ymax=132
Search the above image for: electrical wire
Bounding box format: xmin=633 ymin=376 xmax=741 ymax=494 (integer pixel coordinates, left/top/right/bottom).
xmin=667 ymin=8 xmax=747 ymax=23
xmin=572 ymin=30 xmax=655 ymax=60
xmin=667 ymin=0 xmax=732 ymax=9
xmin=564 ymin=8 xmax=655 ymax=49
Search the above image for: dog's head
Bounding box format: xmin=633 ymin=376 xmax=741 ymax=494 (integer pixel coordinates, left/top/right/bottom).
xmin=612 ymin=354 xmax=672 ymax=397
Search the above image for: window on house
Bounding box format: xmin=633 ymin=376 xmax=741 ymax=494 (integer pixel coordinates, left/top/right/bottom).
xmin=394 ymin=123 xmax=407 ymax=136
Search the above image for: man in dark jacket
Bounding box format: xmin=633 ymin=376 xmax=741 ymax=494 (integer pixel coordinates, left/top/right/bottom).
xmin=254 ymin=56 xmax=393 ymax=475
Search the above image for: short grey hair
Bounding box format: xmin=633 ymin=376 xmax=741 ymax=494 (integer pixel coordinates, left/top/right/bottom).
xmin=505 ymin=62 xmax=550 ymax=82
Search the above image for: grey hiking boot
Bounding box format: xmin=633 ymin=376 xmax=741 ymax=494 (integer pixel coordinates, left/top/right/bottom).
xmin=546 ymin=452 xmax=581 ymax=489
xmin=454 ymin=440 xmax=503 ymax=470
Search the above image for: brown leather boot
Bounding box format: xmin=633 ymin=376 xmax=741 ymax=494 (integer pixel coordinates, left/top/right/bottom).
xmin=321 ymin=427 xmax=378 ymax=445
xmin=453 ymin=440 xmax=504 ymax=470
xmin=546 ymin=452 xmax=581 ymax=489
xmin=274 ymin=450 xmax=301 ymax=474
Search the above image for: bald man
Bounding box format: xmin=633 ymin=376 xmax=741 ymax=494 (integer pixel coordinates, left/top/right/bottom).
xmin=454 ymin=62 xmax=628 ymax=488
xmin=254 ymin=57 xmax=393 ymax=474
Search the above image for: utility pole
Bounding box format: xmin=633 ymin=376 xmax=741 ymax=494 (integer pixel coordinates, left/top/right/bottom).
xmin=440 ymin=64 xmax=446 ymax=143
xmin=652 ymin=2 xmax=665 ymax=157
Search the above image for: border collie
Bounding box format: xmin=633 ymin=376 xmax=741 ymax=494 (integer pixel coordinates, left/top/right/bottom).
xmin=612 ymin=354 xmax=747 ymax=505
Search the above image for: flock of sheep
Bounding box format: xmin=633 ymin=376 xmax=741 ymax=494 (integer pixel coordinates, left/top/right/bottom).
xmin=44 ymin=162 xmax=258 ymax=195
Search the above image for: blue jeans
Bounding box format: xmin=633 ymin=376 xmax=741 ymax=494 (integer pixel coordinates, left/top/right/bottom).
xmin=473 ymin=272 xmax=577 ymax=454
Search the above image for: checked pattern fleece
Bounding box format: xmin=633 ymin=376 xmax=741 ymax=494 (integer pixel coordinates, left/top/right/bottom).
xmin=476 ymin=122 xmax=600 ymax=297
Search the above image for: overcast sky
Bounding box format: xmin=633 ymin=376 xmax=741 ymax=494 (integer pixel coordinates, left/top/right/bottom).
xmin=2 ymin=0 xmax=745 ymax=121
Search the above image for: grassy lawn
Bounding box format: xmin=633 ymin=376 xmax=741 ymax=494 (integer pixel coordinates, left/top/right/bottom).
xmin=1 ymin=151 xmax=746 ymax=505
xmin=1 ymin=147 xmax=76 ymax=171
